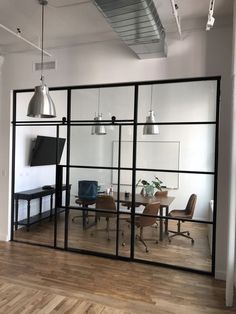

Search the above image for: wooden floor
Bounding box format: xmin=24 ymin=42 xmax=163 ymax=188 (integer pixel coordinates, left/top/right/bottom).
xmin=0 ymin=241 xmax=235 ymax=313
xmin=15 ymin=210 xmax=212 ymax=272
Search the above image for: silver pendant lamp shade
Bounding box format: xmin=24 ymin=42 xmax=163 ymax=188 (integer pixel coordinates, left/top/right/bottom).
xmin=27 ymin=84 xmax=56 ymax=118
xmin=143 ymin=85 xmax=159 ymax=135
xmin=27 ymin=0 xmax=56 ymax=118
xmin=91 ymin=89 xmax=106 ymax=135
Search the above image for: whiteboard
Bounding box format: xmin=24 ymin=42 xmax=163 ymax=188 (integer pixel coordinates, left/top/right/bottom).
xmin=112 ymin=141 xmax=180 ymax=189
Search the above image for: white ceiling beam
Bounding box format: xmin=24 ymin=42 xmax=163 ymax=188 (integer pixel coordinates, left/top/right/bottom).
xmin=0 ymin=23 xmax=52 ymax=57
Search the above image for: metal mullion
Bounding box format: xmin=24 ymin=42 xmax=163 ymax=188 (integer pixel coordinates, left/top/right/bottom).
xmin=116 ymin=125 xmax=122 ymax=257
xmin=64 ymin=88 xmax=71 ymax=250
xmin=211 ymin=77 xmax=221 ymax=275
xmin=10 ymin=91 xmax=17 ymax=241
xmin=136 ymin=167 xmax=215 ymax=175
xmin=53 ymin=125 xmax=59 ymax=248
xmin=70 ymin=119 xmax=133 ymax=123
xmin=15 ymin=120 xmax=64 ymax=124
xmin=137 ymin=121 xmax=216 ymax=125
xmin=71 ymin=166 xmax=130 ymax=170
xmin=131 ymin=84 xmax=138 ymax=260
xmin=55 ymin=165 xmax=63 ymax=248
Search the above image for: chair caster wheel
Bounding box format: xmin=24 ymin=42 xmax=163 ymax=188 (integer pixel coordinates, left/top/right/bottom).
xmin=187 ymin=232 xmax=190 ymax=236
xmin=145 ymin=248 xmax=149 ymax=253
xmin=155 ymin=240 xmax=158 ymax=244
xmin=122 ymin=242 xmax=125 ymax=246
xmin=191 ymin=239 xmax=194 ymax=244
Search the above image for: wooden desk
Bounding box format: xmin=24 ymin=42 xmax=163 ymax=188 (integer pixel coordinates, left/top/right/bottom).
xmin=113 ymin=192 xmax=175 ymax=241
xmin=14 ymin=184 xmax=70 ymax=231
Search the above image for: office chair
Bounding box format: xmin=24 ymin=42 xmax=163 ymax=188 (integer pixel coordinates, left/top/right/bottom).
xmin=134 ymin=202 xmax=160 ymax=253
xmin=154 ymin=190 xmax=168 ymax=198
xmin=92 ymin=194 xmax=120 ymax=241
xmin=168 ymin=194 xmax=197 ymax=244
xmin=72 ymin=180 xmax=98 ymax=224
xmin=153 ymin=190 xmax=168 ymax=228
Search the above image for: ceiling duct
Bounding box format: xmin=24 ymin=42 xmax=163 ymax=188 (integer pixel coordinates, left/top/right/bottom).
xmin=93 ymin=0 xmax=167 ymax=59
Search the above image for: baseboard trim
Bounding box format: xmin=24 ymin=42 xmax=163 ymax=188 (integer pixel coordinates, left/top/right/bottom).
xmin=215 ymin=270 xmax=226 ymax=281
xmin=0 ymin=233 xmax=10 ymax=242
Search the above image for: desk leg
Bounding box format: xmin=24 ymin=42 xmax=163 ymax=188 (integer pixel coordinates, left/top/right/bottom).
xmin=39 ymin=197 xmax=42 ymax=215
xmin=159 ymin=207 xmax=163 ymax=241
xmin=15 ymin=199 xmax=19 ymax=231
xmin=27 ymin=200 xmax=30 ymax=232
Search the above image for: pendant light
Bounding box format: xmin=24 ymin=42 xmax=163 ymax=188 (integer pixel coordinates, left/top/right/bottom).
xmin=143 ymin=85 xmax=159 ymax=135
xmin=27 ymin=0 xmax=56 ymax=118
xmin=91 ymin=89 xmax=107 ymax=135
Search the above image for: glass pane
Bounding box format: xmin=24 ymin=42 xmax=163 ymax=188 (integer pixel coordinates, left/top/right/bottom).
xmin=138 ymin=81 xmax=217 ymax=123
xmin=134 ymin=218 xmax=212 ymax=272
xmin=71 ymin=86 xmax=134 ymax=121
xmin=70 ymin=125 xmax=133 ymax=168
xmin=135 ymin=171 xmax=214 ymax=222
xmin=16 ymin=90 xmax=67 ymax=121
xmin=136 ymin=124 xmax=215 ymax=173
xmin=14 ymin=125 xmax=67 ymax=246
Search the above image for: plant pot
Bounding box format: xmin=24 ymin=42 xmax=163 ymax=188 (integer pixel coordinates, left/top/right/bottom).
xmin=144 ymin=185 xmax=154 ymax=197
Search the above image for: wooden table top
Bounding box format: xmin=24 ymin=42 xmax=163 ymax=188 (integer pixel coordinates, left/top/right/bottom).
xmin=112 ymin=192 xmax=175 ymax=207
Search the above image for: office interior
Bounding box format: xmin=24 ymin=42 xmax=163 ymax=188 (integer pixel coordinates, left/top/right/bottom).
xmin=0 ymin=0 xmax=235 ymax=310
xmin=12 ymin=79 xmax=218 ymax=273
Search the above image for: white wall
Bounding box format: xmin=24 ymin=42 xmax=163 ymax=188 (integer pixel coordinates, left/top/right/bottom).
xmin=0 ymin=25 xmax=233 ymax=279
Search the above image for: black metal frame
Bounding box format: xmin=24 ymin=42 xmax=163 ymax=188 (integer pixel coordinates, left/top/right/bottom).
xmin=11 ymin=76 xmax=221 ymax=276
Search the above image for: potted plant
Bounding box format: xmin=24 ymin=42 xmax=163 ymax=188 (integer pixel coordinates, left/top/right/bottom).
xmin=136 ymin=176 xmax=163 ymax=197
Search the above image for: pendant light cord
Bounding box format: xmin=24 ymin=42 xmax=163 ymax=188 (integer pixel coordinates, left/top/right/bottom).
xmin=150 ymin=85 xmax=153 ymax=111
xmin=98 ymin=88 xmax=100 ymax=116
xmin=40 ymin=3 xmax=45 ymax=84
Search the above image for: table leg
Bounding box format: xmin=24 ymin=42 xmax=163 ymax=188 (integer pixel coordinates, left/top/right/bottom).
xmin=27 ymin=200 xmax=30 ymax=231
xmin=165 ymin=206 xmax=169 ymax=234
xmin=159 ymin=207 xmax=163 ymax=241
xmin=15 ymin=199 xmax=19 ymax=230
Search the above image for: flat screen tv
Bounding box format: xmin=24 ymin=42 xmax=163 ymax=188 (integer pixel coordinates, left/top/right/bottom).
xmin=30 ymin=136 xmax=66 ymax=166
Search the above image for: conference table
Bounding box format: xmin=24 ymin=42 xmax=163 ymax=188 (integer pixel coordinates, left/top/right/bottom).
xmin=113 ymin=192 xmax=175 ymax=241
xmin=76 ymin=192 xmax=175 ymax=241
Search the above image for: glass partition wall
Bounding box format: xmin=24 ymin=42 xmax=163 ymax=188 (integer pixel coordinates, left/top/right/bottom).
xmin=11 ymin=77 xmax=220 ymax=274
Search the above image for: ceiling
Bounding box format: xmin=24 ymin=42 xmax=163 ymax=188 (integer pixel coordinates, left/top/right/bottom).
xmin=0 ymin=0 xmax=233 ymax=55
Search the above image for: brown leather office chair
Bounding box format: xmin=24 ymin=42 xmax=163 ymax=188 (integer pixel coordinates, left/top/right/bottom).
xmin=152 ymin=190 xmax=168 ymax=228
xmin=92 ymin=194 xmax=118 ymax=241
xmin=168 ymin=194 xmax=197 ymax=244
xmin=134 ymin=202 xmax=160 ymax=253
xmin=154 ymin=190 xmax=168 ymax=198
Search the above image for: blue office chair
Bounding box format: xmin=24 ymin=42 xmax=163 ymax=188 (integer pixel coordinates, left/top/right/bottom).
xmin=73 ymin=180 xmax=98 ymax=227
xmin=78 ymin=180 xmax=98 ymax=201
